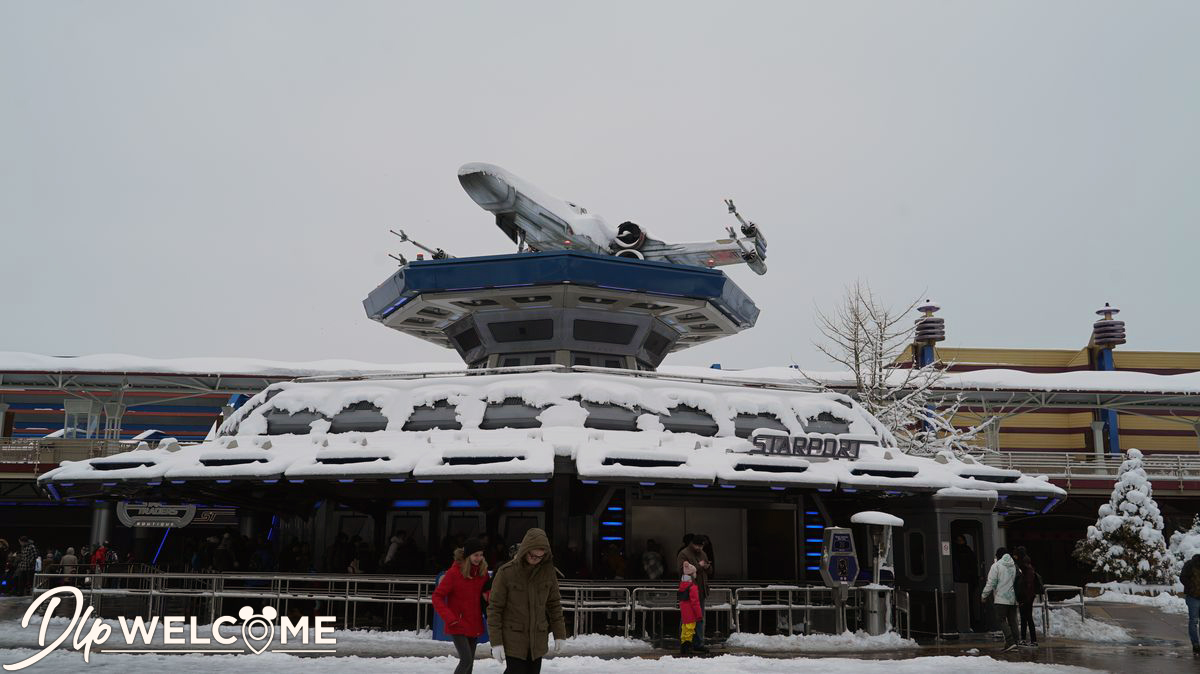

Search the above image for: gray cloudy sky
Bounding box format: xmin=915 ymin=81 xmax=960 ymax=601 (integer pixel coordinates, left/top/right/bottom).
xmin=2 ymin=1 xmax=1197 ymax=369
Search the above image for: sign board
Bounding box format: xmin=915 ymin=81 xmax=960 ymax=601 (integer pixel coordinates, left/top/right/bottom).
xmin=117 ymin=502 xmax=196 ymax=529
xmin=819 ymin=527 xmax=859 ymax=588
xmin=117 ymin=503 xmax=238 ymax=528
xmin=748 ymin=429 xmax=874 ymax=460
xmin=941 ymin=541 xmax=951 ymax=556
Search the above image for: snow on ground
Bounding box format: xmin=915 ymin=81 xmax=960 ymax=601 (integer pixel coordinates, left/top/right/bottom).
xmin=0 ymin=650 xmax=1103 ymax=674
xmin=1089 ymin=590 xmax=1188 ymax=615
xmin=0 ymin=617 xmax=647 ymax=658
xmin=724 ymin=629 xmax=917 ymax=652
xmin=1034 ymin=608 xmax=1133 ymax=642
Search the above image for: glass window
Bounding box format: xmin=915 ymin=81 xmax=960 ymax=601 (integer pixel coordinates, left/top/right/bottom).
xmin=907 ymin=531 xmax=926 ymax=578
xmin=659 ymin=405 xmax=719 ymax=436
xmin=800 ymin=412 xmax=851 ymax=435
xmin=573 ymin=319 xmax=637 ymax=345
xmin=264 ymin=408 xmax=326 ymax=435
xmin=329 ymin=401 xmax=388 ymax=433
xmin=480 ymin=397 xmax=543 ymax=429
xmin=489 ymin=319 xmax=554 ymax=343
xmin=733 ymin=412 xmax=788 ymax=438
xmin=403 ymin=400 xmax=461 ymax=431
xmin=580 ymin=399 xmax=640 ymax=431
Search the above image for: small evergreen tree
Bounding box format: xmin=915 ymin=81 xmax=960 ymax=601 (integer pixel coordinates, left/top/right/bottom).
xmin=1073 ymin=448 xmax=1174 ymax=583
xmin=1169 ymin=513 xmax=1200 ymax=576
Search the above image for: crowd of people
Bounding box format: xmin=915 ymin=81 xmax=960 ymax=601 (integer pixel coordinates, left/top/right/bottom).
xmin=0 ymin=536 xmax=124 ymax=595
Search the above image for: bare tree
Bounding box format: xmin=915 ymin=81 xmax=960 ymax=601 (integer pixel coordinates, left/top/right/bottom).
xmin=806 ymin=281 xmax=995 ymax=457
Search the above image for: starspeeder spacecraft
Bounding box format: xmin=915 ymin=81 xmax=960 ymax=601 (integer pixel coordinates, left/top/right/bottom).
xmin=449 ymin=163 xmax=768 ymax=275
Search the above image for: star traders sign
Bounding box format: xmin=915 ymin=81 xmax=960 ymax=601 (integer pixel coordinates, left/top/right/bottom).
xmin=748 ymin=428 xmax=876 ymax=460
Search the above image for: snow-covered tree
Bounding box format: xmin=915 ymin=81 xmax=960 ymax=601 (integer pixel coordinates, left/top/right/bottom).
xmin=1169 ymin=514 xmax=1200 ymax=575
xmin=804 ymin=281 xmax=993 ymax=457
xmin=1073 ymin=448 xmax=1174 ymax=583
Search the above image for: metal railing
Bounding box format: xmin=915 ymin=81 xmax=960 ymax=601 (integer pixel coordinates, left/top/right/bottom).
xmin=0 ymin=438 xmax=135 ymax=474
xmin=27 ymin=572 xmax=900 ymax=641
xmin=559 ymin=584 xmax=632 ymax=638
xmin=979 ymin=451 xmax=1200 ymax=491
xmin=1039 ymin=584 xmax=1086 ymax=637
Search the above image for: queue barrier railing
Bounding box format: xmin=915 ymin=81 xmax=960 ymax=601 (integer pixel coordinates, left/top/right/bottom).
xmin=29 ymin=571 xmax=903 ymax=640
xmin=1038 ymin=584 xmax=1086 ymax=637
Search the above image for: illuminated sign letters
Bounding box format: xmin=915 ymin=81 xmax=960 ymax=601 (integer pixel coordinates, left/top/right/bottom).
xmin=749 ymin=429 xmax=867 ymax=460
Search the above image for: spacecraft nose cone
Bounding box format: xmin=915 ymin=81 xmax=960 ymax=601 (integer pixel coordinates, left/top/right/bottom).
xmin=458 ymin=163 xmax=515 ymax=211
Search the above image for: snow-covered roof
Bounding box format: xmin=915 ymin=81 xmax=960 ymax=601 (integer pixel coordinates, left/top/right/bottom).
xmin=3 ymin=351 xmax=1196 ymax=396
xmin=0 ymin=351 xmax=457 ymax=378
xmin=39 ymin=370 xmax=1064 ymax=501
xmin=661 ymin=365 xmax=1200 ymax=395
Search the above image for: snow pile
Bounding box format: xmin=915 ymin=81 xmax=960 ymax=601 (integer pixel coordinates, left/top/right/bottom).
xmin=1086 ymin=588 xmax=1188 ymax=615
xmin=724 ymin=630 xmax=917 ymax=652
xmin=0 ymin=650 xmax=1102 ymax=674
xmin=1072 ymin=449 xmax=1174 ymax=583
xmin=1169 ymin=513 xmax=1200 ymax=574
xmin=556 ymin=634 xmax=653 ymax=655
xmin=1033 ymin=608 xmax=1133 ymax=642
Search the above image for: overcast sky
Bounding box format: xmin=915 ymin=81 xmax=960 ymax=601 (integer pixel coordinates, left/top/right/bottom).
xmin=2 ymin=2 xmax=1197 ymax=370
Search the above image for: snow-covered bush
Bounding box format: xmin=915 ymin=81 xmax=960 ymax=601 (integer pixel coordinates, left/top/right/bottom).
xmin=1169 ymin=513 xmax=1200 ymax=575
xmin=1073 ymin=448 xmax=1174 ymax=583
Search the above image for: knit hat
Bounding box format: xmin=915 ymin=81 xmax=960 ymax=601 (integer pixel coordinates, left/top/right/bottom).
xmin=463 ymin=538 xmax=485 ymax=556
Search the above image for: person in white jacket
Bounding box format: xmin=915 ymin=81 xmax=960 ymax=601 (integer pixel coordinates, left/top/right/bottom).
xmin=981 ymin=547 xmax=1018 ymax=652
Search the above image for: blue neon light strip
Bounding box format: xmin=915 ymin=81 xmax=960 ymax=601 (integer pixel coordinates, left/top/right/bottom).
xmin=806 ymin=552 xmax=822 ymax=557
xmin=448 ymin=499 xmax=479 ymax=508
xmin=606 ymin=506 xmax=623 ymax=511
xmin=805 ymin=524 xmax=823 ymax=529
xmin=806 ymin=566 xmax=820 ymax=571
xmin=601 ymin=521 xmax=623 ymax=526
xmin=393 ymin=499 xmax=431 ymax=508
xmin=152 ymin=529 xmax=170 ymax=565
xmin=505 ymin=500 xmax=545 ymax=508
xmin=601 ymin=536 xmax=624 ymax=541
xmin=806 ymin=538 xmax=822 ymax=543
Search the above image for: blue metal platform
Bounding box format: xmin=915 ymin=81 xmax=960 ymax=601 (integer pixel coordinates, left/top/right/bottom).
xmin=363 ymin=250 xmax=759 ymax=328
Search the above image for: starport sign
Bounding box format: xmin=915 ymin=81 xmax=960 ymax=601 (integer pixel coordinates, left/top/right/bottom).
xmin=2 ymin=587 xmax=338 ymax=670
xmin=747 ymin=428 xmax=878 ymax=460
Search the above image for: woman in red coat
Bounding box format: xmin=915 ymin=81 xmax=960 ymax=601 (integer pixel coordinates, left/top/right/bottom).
xmin=432 ymin=538 xmax=489 ymax=674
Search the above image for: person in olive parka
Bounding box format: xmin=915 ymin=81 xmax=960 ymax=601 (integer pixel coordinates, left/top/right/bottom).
xmin=486 ymin=528 xmax=568 ymax=673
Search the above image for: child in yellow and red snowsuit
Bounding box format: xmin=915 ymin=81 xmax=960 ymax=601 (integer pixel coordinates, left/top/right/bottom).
xmin=678 ymin=561 xmax=703 ymax=656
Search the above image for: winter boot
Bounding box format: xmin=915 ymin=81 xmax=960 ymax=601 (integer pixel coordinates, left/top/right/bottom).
xmin=680 ymin=643 xmax=692 ymax=657
xmin=692 ymin=643 xmax=710 ymax=655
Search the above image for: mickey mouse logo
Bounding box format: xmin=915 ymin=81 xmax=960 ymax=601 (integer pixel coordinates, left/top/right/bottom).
xmin=238 ymin=606 xmax=278 ymax=654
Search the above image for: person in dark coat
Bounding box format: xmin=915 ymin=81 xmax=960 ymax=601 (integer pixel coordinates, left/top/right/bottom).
xmin=433 ymin=538 xmax=490 ymax=674
xmin=13 ymin=537 xmax=38 ymax=596
xmin=487 ymin=528 xmax=567 ymax=674
xmin=1182 ymin=552 xmax=1200 ymax=656
xmin=675 ymin=534 xmax=712 ymax=653
xmin=1012 ymin=546 xmax=1041 ymax=647
xmin=952 ymin=534 xmax=981 ymax=629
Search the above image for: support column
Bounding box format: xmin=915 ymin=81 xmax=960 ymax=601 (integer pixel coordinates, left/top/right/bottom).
xmin=1091 ymin=421 xmax=1107 ymax=458
xmin=239 ymin=511 xmax=259 ymax=539
xmin=1089 ymin=304 xmax=1126 ymax=458
xmin=553 ymin=471 xmax=570 ymax=560
xmin=90 ymin=502 xmax=114 ymax=547
xmin=0 ymin=403 xmax=11 ymax=438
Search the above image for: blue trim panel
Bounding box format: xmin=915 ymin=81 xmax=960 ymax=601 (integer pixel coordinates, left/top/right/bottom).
xmin=363 ymin=250 xmax=759 ymax=328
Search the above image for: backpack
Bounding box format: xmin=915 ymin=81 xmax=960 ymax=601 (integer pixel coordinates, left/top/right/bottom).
xmin=106 ymin=549 xmax=119 ymax=564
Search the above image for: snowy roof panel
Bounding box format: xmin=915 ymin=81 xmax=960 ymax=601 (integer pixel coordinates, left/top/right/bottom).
xmin=38 ymin=370 xmax=1065 ymax=501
